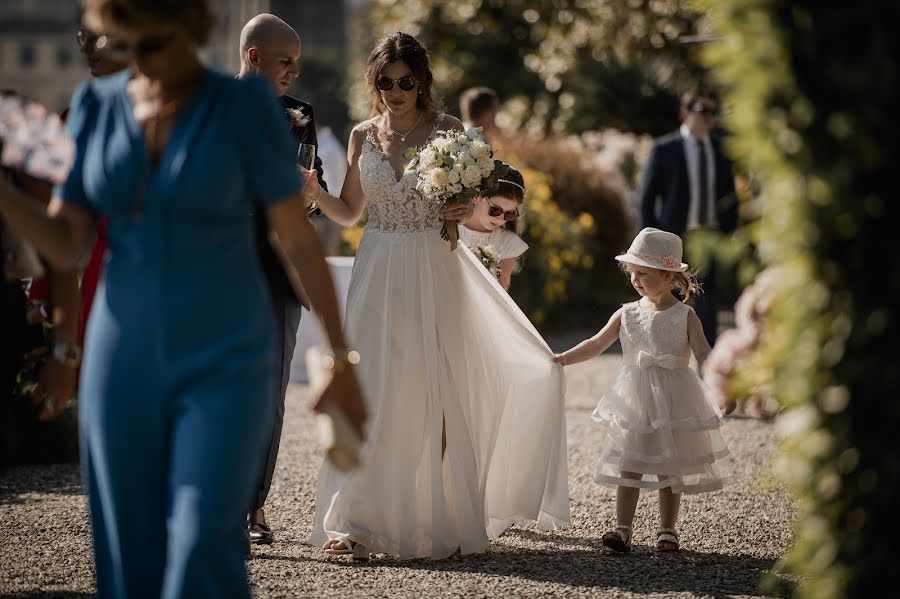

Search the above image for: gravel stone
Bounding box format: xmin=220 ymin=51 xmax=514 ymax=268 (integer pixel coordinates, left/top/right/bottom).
xmin=0 ymin=354 xmax=794 ymax=598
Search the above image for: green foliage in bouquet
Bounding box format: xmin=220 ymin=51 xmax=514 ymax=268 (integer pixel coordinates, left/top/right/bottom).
xmin=701 ymin=0 xmax=900 ymax=596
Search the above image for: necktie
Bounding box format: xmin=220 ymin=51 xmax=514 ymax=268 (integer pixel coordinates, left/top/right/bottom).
xmin=697 ymin=138 xmax=709 ymax=225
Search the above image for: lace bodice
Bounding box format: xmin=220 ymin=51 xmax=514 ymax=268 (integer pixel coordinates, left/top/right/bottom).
xmin=619 ymin=300 xmax=691 ymax=358
xmin=358 ymin=117 xmax=445 ymax=233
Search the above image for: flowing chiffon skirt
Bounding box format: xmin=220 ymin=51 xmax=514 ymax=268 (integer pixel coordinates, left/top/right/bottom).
xmin=310 ymin=226 xmax=569 ymax=558
xmin=592 ymin=361 xmax=733 ymax=494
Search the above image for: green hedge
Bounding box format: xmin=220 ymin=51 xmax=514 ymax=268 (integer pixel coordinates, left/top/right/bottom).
xmin=703 ymin=1 xmax=900 ymax=596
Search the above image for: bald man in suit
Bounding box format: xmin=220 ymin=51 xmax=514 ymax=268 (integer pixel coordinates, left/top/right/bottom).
xmin=238 ymin=13 xmax=327 ymax=546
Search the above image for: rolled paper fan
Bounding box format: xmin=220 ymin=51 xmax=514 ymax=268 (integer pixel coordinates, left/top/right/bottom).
xmin=0 ymin=93 xmax=75 ymax=186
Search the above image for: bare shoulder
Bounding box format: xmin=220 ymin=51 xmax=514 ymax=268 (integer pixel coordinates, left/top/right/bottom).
xmin=439 ymin=113 xmax=465 ymax=132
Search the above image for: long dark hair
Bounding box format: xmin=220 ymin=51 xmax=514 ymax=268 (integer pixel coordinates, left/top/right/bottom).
xmin=365 ymin=32 xmax=441 ymax=117
xmin=483 ymin=166 xmax=526 ymax=234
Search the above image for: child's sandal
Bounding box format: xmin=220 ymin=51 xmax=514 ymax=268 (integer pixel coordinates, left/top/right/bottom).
xmin=656 ymin=528 xmax=680 ymax=551
xmin=601 ymin=525 xmax=633 ymax=553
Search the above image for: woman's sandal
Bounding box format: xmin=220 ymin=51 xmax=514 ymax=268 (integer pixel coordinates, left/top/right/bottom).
xmin=601 ymin=525 xmax=633 ymax=553
xmin=656 ymin=528 xmax=680 ymax=551
xmin=324 ymin=539 xmax=370 ymax=562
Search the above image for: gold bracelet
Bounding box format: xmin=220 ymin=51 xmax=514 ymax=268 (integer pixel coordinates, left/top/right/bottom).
xmin=322 ymin=348 xmax=360 ymax=374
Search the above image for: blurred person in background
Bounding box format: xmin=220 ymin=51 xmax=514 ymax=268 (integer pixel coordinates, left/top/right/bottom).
xmin=459 ymin=86 xmax=499 ymax=142
xmin=638 ymin=88 xmax=737 ymax=346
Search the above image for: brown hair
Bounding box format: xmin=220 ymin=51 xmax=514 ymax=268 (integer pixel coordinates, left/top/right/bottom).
xmin=365 ymin=32 xmax=441 ymax=117
xmin=82 ymin=0 xmax=216 ymax=46
xmin=620 ymin=262 xmax=702 ymax=301
xmin=459 ymin=87 xmax=499 ymax=123
xmin=482 ymin=165 xmax=526 ymax=234
xmin=680 ymin=87 xmax=718 ymax=112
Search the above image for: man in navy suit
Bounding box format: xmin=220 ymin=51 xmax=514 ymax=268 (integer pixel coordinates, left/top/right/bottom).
xmin=238 ymin=13 xmax=327 ymax=546
xmin=639 ymin=89 xmax=737 ymax=346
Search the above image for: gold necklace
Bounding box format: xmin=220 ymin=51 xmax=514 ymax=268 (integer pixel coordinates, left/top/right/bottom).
xmin=382 ymin=111 xmax=422 ymax=142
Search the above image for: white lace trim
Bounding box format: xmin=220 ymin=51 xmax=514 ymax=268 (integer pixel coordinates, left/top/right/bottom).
xmin=359 ymin=116 xmax=445 ymax=233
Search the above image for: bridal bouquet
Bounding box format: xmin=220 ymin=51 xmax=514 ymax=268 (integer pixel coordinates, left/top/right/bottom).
xmin=472 ymin=244 xmax=501 ymax=279
xmin=404 ymin=128 xmax=508 ymax=250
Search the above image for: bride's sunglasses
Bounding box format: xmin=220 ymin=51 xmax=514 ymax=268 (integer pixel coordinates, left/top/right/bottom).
xmin=486 ymin=199 xmax=520 ymax=222
xmin=376 ymin=75 xmax=417 ymax=92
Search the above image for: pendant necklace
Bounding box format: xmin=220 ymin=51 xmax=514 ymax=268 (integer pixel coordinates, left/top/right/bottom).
xmin=383 ymin=111 xmax=422 ymax=143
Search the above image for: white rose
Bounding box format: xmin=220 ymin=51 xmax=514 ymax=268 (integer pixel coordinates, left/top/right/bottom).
xmin=456 ymin=150 xmax=471 ymax=165
xmin=448 ymin=169 xmax=461 ymax=184
xmin=466 ymin=128 xmax=481 ymax=141
xmin=430 ymin=168 xmax=449 ymax=188
xmin=451 ymin=183 xmax=463 ymax=194
xmin=461 ymin=165 xmax=482 ymax=188
xmin=469 ymin=143 xmax=488 ymax=159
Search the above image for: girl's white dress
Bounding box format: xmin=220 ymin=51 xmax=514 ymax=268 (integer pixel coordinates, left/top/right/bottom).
xmin=458 ymin=225 xmax=528 ymax=261
xmin=593 ymin=300 xmax=732 ymax=493
xmin=309 ymin=117 xmax=569 ymax=559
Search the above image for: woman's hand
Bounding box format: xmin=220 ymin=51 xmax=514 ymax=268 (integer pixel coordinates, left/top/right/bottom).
xmin=553 ymin=353 xmax=568 ymax=366
xmin=719 ymin=398 xmax=737 ymax=416
xmin=316 ymin=367 xmax=368 ymax=439
xmin=298 ymin=168 xmax=323 ymax=207
xmin=441 ymin=201 xmax=472 ymax=221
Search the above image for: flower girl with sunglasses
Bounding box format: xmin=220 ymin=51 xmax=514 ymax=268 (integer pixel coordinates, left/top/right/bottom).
xmin=554 ymin=228 xmax=734 ymax=553
xmin=459 ymin=166 xmax=527 ymax=290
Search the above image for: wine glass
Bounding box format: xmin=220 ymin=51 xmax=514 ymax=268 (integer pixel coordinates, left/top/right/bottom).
xmin=298 ymin=143 xmax=316 ymax=171
xmin=297 ymin=143 xmax=320 ymax=217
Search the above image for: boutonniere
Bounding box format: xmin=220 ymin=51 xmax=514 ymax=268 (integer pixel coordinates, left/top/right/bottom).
xmin=286 ymin=107 xmax=310 ymax=130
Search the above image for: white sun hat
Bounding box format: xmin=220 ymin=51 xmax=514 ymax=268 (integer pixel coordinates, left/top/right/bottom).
xmin=615 ymin=227 xmax=689 ymax=272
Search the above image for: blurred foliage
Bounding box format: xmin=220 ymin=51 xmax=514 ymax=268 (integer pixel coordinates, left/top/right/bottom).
xmin=503 ymin=167 xmax=597 ymax=326
xmin=702 ymin=0 xmax=900 ymax=596
xmin=359 ymin=0 xmax=709 ymax=135
xmin=493 ymin=130 xmax=648 ymax=323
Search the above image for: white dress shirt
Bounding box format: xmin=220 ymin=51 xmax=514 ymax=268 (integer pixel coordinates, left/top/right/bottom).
xmin=680 ymin=125 xmax=717 ymax=230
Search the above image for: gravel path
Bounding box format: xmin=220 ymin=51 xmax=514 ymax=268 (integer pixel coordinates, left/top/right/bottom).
xmin=0 ymin=354 xmax=794 ymax=598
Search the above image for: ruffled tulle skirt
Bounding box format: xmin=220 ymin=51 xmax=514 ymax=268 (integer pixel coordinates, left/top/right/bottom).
xmin=310 ymin=226 xmax=569 ymax=559
xmin=592 ymin=363 xmax=732 ymax=494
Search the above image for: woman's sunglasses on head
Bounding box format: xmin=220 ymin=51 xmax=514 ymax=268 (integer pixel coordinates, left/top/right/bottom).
xmin=376 ymin=75 xmax=416 ymax=92
xmin=486 ymin=199 xmax=520 ymax=222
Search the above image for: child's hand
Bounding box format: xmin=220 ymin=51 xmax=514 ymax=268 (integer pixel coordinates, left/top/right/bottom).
xmin=719 ymin=398 xmax=737 ymax=416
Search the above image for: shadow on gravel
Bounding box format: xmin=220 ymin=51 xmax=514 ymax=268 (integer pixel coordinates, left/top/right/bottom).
xmin=330 ymin=543 xmax=779 ymax=597
xmin=0 ymin=463 xmax=84 ymax=504
xmin=0 ymin=593 xmax=94 ymax=598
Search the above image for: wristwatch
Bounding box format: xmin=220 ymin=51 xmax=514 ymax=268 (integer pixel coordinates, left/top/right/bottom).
xmin=322 ymin=348 xmax=360 ymax=374
xmin=52 ymin=342 xmax=82 ymax=368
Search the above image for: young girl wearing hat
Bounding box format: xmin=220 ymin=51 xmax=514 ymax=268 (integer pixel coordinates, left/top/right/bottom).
xmin=554 ymin=227 xmax=734 ymax=553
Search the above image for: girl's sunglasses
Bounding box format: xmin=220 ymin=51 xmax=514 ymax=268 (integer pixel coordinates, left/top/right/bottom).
xmin=486 ymin=199 xmax=520 ymax=222
xmin=376 ymin=75 xmax=416 ymax=92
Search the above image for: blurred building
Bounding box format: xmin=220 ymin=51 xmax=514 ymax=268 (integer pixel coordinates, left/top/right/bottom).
xmin=0 ymin=0 xmax=87 ymax=112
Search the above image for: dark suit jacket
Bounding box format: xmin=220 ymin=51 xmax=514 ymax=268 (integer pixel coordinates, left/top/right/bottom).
xmin=638 ymin=130 xmax=737 ymax=236
xmin=255 ymin=95 xmax=327 ymax=309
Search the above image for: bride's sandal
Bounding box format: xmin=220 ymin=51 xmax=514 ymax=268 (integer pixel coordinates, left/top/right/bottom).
xmin=324 ymin=539 xmax=371 ymax=562
xmin=601 ymin=525 xmax=633 ymax=553
xmin=656 ymin=528 xmax=680 ymax=552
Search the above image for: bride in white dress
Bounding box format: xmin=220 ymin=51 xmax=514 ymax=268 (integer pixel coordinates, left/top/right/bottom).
xmin=303 ymin=32 xmax=568 ymax=560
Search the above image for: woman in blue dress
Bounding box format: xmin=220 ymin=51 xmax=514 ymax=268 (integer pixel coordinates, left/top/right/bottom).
xmin=0 ymin=1 xmax=366 ymax=597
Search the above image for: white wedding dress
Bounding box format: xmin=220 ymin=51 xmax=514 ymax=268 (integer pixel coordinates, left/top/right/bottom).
xmin=310 ymin=117 xmax=569 ymax=559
